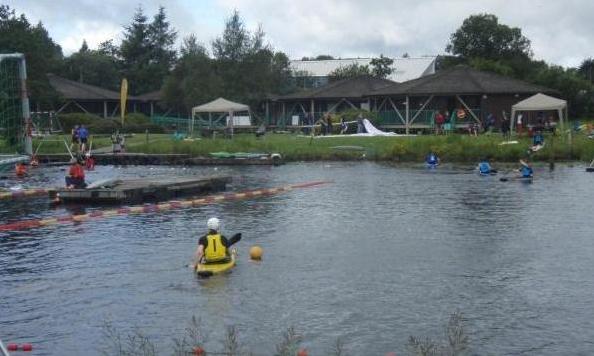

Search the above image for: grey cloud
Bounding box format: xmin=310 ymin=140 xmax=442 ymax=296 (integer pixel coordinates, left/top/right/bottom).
xmin=5 ymin=0 xmax=594 ymax=66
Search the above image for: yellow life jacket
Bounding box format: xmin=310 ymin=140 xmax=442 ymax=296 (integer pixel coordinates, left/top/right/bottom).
xmin=204 ymin=234 xmax=227 ymax=262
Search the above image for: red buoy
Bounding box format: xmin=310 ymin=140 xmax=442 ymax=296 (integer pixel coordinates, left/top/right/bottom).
xmin=192 ymin=346 xmax=205 ymax=356
xmin=297 ymin=348 xmax=308 ymax=356
xmin=7 ymin=343 xmax=18 ymax=351
xmin=22 ymin=343 xmax=33 ymax=351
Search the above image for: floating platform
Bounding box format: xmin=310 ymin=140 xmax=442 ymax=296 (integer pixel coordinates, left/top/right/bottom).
xmin=37 ymin=153 xmax=283 ymax=166
xmin=49 ymin=175 xmax=231 ymax=204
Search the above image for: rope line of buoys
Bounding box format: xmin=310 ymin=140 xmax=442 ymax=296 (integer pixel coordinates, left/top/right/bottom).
xmin=0 ymin=181 xmax=330 ymax=233
xmin=0 ymin=188 xmax=50 ymax=201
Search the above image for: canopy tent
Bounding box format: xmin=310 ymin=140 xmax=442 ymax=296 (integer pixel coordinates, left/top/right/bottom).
xmin=510 ymin=93 xmax=567 ymax=133
xmin=191 ymin=98 xmax=251 ymax=137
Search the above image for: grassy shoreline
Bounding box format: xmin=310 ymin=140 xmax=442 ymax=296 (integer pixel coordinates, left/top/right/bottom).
xmin=128 ymin=132 xmax=593 ymax=163
xmin=3 ymin=132 xmax=593 ymax=163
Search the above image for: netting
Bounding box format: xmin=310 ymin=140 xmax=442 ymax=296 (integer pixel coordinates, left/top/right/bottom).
xmin=0 ymin=58 xmax=23 ymax=147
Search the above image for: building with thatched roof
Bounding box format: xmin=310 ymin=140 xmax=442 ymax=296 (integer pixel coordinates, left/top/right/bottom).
xmin=368 ymin=65 xmax=559 ymax=133
xmin=266 ymin=75 xmax=396 ymax=126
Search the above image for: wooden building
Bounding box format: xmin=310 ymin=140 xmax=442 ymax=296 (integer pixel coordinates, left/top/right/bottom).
xmin=266 ymin=75 xmax=395 ymax=126
xmin=368 ymin=65 xmax=559 ymax=133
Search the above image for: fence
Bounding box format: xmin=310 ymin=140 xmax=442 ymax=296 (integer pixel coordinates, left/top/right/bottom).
xmin=0 ymin=57 xmax=23 ymax=147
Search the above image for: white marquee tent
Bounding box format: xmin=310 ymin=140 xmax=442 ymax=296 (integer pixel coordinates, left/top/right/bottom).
xmin=191 ymin=98 xmax=251 ymax=136
xmin=510 ymin=93 xmax=567 ymax=133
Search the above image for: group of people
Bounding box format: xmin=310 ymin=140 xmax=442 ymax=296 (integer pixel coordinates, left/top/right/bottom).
xmin=425 ymin=152 xmax=533 ymax=179
xmin=70 ymin=125 xmax=90 ymax=153
xmin=477 ymin=157 xmax=533 ymax=178
xmin=301 ymin=113 xmax=368 ymax=136
xmin=111 ymin=131 xmax=126 ymax=153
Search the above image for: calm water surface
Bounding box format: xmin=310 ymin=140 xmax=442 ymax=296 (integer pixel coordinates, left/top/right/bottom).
xmin=1 ymin=162 xmax=594 ymax=355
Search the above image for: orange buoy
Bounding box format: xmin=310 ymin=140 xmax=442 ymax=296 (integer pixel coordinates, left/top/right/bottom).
xmin=192 ymin=346 xmax=205 ymax=356
xmin=249 ymin=245 xmax=263 ymax=260
xmin=297 ymin=348 xmax=308 ymax=356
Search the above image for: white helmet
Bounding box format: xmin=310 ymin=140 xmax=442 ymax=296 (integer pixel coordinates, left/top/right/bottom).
xmin=207 ymin=217 xmax=220 ymax=231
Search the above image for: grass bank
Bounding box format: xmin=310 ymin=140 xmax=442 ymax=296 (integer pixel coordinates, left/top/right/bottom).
xmin=3 ymin=132 xmax=593 ymax=163
xmin=128 ymin=132 xmax=594 ymax=163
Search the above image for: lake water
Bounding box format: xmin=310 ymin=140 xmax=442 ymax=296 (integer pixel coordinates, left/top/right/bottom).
xmin=1 ymin=162 xmax=594 ymax=355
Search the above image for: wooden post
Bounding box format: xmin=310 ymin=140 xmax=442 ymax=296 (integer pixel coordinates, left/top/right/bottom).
xmin=405 ymin=96 xmax=410 ymax=135
xmin=265 ymin=101 xmax=269 ymax=125
xmin=150 ymin=102 xmax=154 ymax=117
xmin=282 ymin=102 xmax=286 ymax=128
xmin=103 ymin=101 xmax=107 ymax=118
xmin=310 ymin=99 xmax=314 ymax=118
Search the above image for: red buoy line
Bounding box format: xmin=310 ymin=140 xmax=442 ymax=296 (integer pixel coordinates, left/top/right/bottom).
xmin=0 ymin=188 xmax=50 ymax=201
xmin=0 ymin=181 xmax=330 ymax=233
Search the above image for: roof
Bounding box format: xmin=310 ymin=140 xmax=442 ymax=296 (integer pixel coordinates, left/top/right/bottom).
xmin=275 ymin=75 xmax=396 ymax=101
xmin=192 ymin=98 xmax=250 ymax=114
xmin=136 ymin=90 xmax=163 ymax=101
xmin=512 ymin=93 xmax=567 ymax=111
xmin=290 ymin=57 xmax=436 ymax=83
xmin=370 ymin=65 xmax=558 ymax=96
xmin=47 ymin=74 xmax=128 ymax=101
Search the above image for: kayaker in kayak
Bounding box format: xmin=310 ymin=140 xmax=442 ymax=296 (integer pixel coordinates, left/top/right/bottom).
xmin=519 ymin=159 xmax=533 ymax=178
xmin=425 ymin=152 xmax=440 ymax=167
xmin=478 ymin=158 xmax=494 ymax=175
xmin=192 ymin=218 xmax=241 ymax=266
xmin=65 ymin=157 xmax=87 ymax=189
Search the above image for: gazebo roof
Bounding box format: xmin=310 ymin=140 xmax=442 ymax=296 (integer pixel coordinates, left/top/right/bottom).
xmin=512 ymin=93 xmax=567 ymax=111
xmin=369 ymin=65 xmax=558 ymax=96
xmin=274 ymin=75 xmax=396 ymax=101
xmin=47 ymin=74 xmax=129 ymax=101
xmin=192 ymin=97 xmax=250 ymax=114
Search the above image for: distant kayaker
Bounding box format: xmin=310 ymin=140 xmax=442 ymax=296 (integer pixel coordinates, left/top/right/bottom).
xmin=65 ymin=157 xmax=87 ymax=189
xmin=192 ymin=218 xmax=241 ymax=266
xmin=478 ymin=158 xmax=494 ymax=175
xmin=519 ymin=159 xmax=533 ymax=178
xmin=425 ymin=152 xmax=440 ymax=166
xmin=531 ymin=131 xmax=544 ymax=151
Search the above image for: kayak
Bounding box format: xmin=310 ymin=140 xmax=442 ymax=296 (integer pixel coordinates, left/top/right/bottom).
xmin=500 ymin=176 xmax=533 ymax=182
xmin=196 ymin=249 xmax=237 ymax=277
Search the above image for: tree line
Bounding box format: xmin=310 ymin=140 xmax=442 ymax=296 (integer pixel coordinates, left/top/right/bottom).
xmin=1 ymin=5 xmax=593 ymax=117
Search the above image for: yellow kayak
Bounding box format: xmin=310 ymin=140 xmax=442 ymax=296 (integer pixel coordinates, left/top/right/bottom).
xmin=196 ymin=249 xmax=237 ymax=277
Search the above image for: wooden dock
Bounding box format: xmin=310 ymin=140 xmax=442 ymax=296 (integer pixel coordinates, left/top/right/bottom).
xmin=50 ymin=175 xmax=231 ymax=204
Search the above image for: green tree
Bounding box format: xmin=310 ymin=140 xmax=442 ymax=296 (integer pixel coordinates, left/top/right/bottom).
xmin=163 ymin=35 xmax=222 ymax=114
xmin=328 ymin=63 xmax=370 ymax=81
xmin=119 ymin=6 xmax=151 ymax=94
xmin=0 ymin=5 xmax=63 ymax=106
xmin=578 ymin=58 xmax=594 ymax=83
xmin=446 ymin=14 xmax=532 ymax=60
xmin=60 ymin=40 xmax=121 ymax=90
xmin=370 ymin=54 xmax=394 ymax=78
xmin=146 ymin=6 xmax=177 ymax=90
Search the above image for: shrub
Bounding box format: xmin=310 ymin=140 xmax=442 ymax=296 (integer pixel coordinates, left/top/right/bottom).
xmin=123 ymin=113 xmax=151 ymax=125
xmin=58 ymin=113 xmax=100 ymax=132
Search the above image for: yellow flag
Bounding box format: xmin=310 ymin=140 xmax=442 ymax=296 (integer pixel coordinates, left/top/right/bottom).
xmin=120 ymin=78 xmax=128 ymax=125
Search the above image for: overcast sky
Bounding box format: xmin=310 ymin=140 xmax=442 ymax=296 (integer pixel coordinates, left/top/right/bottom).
xmin=5 ymin=0 xmax=593 ymax=67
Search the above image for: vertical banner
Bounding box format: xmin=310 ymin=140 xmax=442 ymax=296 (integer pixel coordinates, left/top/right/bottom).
xmin=120 ymin=78 xmax=128 ymax=125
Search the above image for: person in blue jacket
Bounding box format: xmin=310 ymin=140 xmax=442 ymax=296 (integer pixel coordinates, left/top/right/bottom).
xmin=533 ymin=131 xmax=544 ymax=145
xmin=425 ymin=152 xmax=440 ymax=167
xmin=478 ymin=158 xmax=494 ymax=175
xmin=519 ymin=159 xmax=533 ymax=178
